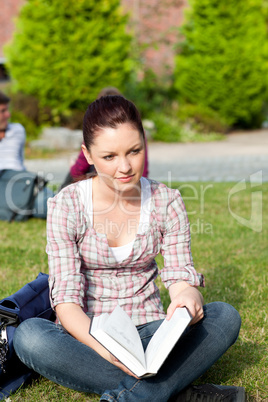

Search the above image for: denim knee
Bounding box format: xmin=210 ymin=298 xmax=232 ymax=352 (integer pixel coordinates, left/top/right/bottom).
xmin=13 ymin=318 xmax=50 ymax=364
xmin=205 ymin=301 xmax=241 ymax=345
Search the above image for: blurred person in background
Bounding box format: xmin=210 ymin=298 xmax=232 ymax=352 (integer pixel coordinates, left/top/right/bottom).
xmin=0 ymin=91 xmax=53 ymax=219
xmin=0 ymin=91 xmax=25 ymax=170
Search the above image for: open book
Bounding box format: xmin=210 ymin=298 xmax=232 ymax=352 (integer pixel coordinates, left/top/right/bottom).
xmin=89 ymin=305 xmax=191 ymax=378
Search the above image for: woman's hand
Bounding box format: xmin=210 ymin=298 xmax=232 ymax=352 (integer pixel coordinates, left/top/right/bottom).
xmin=56 ymin=303 xmax=139 ymax=378
xmin=167 ymin=282 xmax=204 ymax=325
xmin=100 ymin=348 xmax=139 ymax=379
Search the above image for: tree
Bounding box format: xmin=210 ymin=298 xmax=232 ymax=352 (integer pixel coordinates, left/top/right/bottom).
xmin=5 ymin=0 xmax=133 ymax=115
xmin=174 ymin=0 xmax=268 ymax=127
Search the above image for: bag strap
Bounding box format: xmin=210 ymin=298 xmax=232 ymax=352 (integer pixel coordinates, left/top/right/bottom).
xmin=0 ymin=310 xmax=19 ymax=373
xmin=0 ymin=320 xmax=9 ymax=373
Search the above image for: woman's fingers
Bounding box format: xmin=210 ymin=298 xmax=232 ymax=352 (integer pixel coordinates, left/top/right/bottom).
xmin=167 ymin=287 xmax=204 ymax=324
xmin=189 ymin=305 xmax=204 ymax=325
xmin=110 ymin=355 xmax=139 ymax=378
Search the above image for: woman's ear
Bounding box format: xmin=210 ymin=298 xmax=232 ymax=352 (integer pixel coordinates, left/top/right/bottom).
xmin=81 ymin=144 xmax=94 ymax=165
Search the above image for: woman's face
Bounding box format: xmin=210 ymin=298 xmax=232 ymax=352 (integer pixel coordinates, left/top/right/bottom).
xmin=82 ymin=123 xmax=145 ymax=194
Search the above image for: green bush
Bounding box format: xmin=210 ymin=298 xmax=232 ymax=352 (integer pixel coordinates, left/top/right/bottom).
xmin=178 ymin=104 xmax=229 ymax=134
xmin=174 ymin=0 xmax=268 ymax=128
xmin=9 ymin=92 xmax=41 ymax=125
xmin=149 ymin=112 xmax=224 ymax=143
xmin=149 ymin=113 xmax=183 ymax=142
xmin=58 ymin=109 xmax=85 ymax=130
xmin=10 ymin=110 xmax=40 ymax=141
xmin=5 ymin=0 xmax=133 ymax=116
xmin=125 ymin=69 xmax=173 ymax=118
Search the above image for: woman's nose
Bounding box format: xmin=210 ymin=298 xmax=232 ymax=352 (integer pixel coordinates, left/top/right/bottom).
xmin=118 ymin=157 xmax=131 ymax=173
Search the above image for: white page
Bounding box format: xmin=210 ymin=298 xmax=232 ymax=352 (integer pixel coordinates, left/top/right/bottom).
xmin=92 ymin=328 xmax=147 ymax=377
xmin=102 ymin=305 xmax=146 ymax=367
xmin=145 ymin=308 xmax=191 ymax=371
xmin=91 ymin=312 xmax=110 ymax=330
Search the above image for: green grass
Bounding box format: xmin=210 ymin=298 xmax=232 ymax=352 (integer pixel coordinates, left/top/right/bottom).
xmin=0 ymin=182 xmax=267 ymax=401
xmin=24 ymin=145 xmax=73 ymax=160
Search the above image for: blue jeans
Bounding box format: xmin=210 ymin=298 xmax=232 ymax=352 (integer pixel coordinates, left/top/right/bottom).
xmin=13 ymin=302 xmax=241 ymax=401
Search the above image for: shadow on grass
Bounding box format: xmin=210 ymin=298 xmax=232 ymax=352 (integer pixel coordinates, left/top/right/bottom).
xmin=198 ymin=338 xmax=265 ymax=378
xmin=194 ymin=340 xmax=266 ymax=401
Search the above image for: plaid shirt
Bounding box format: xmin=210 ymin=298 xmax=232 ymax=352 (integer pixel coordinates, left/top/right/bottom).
xmin=46 ymin=178 xmax=204 ymax=326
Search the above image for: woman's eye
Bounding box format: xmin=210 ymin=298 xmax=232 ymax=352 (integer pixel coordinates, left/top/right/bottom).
xmin=131 ymin=149 xmax=140 ymax=155
xmin=103 ymin=155 xmax=114 ymax=161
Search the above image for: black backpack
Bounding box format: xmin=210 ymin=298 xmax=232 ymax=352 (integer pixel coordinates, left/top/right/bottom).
xmin=0 ymin=170 xmax=47 ymax=222
xmin=0 ymin=273 xmax=55 ymax=399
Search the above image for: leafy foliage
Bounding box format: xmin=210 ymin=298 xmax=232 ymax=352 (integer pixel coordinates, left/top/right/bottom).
xmin=174 ymin=0 xmax=268 ymax=128
xmin=149 ymin=112 xmax=224 ymax=143
xmin=5 ymin=0 xmax=133 ymax=114
xmin=125 ymin=69 xmax=172 ymax=118
xmin=177 ymin=103 xmax=229 ymax=134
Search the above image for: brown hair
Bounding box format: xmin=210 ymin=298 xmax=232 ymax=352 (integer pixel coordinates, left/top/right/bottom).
xmin=83 ymin=95 xmax=145 ymax=151
xmin=0 ymin=91 xmax=10 ymax=105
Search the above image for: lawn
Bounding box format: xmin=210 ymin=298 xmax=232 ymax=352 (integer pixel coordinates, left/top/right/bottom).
xmin=0 ymin=182 xmax=267 ymax=401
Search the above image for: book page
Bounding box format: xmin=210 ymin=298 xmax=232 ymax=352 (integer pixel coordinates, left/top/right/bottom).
xmin=145 ymin=307 xmax=191 ymax=371
xmin=91 ymin=312 xmax=110 ymax=330
xmin=102 ymin=305 xmax=146 ymax=367
xmin=91 ymin=329 xmax=147 ymax=377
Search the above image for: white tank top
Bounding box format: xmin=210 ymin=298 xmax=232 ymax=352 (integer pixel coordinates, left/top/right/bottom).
xmin=78 ymin=177 xmax=151 ymax=262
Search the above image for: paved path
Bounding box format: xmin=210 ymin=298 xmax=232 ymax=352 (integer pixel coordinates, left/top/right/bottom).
xmin=25 ymin=129 xmax=268 ymax=185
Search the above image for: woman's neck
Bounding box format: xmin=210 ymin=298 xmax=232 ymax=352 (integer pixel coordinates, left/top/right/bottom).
xmin=92 ymin=176 xmax=141 ymax=207
xmin=91 ymin=176 xmax=142 ymax=247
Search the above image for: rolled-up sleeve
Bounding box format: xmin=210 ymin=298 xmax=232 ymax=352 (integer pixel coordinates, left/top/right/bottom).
xmin=46 ymin=190 xmax=85 ymax=310
xmin=159 ymin=190 xmax=204 ymax=288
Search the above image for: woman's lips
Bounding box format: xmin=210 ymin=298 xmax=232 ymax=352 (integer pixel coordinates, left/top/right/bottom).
xmin=116 ymin=175 xmax=134 ymax=182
